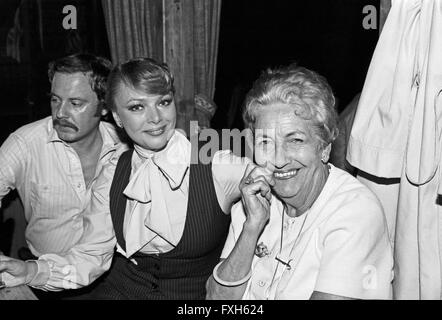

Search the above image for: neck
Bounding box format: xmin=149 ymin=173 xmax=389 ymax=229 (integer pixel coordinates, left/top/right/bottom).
xmin=134 ymin=144 xmax=156 ymax=159
xmin=69 ymin=128 xmax=102 ymax=157
xmin=285 ymin=164 xmax=329 ymax=217
xmin=134 ymin=130 xmax=177 ymax=159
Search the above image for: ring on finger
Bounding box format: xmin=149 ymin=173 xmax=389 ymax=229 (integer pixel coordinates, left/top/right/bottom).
xmin=244 ymin=176 xmax=254 ymax=185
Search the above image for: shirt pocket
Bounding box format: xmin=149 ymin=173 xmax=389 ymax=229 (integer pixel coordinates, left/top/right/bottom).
xmin=29 ymin=181 xmax=71 ymax=218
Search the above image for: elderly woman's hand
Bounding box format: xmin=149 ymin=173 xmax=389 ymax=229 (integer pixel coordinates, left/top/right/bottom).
xmin=240 ymin=163 xmax=275 ymax=232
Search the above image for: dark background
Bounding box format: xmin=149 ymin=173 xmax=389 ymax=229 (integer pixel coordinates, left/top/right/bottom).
xmin=213 ymin=0 xmax=379 ymax=129
xmin=0 ymin=0 xmax=109 ymax=143
xmin=0 ymin=0 xmax=379 ymax=255
xmin=0 ymin=0 xmax=379 ymax=143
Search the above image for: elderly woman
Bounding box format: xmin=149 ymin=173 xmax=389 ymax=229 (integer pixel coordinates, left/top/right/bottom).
xmin=206 ymin=65 xmax=393 ymax=300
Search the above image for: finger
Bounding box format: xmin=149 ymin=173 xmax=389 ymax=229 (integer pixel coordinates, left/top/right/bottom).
xmin=243 ymin=163 xmax=257 ymax=180
xmin=262 ymin=161 xmax=276 ymax=186
xmin=259 ymin=183 xmax=272 ymax=200
xmin=249 ymin=165 xmax=275 ymax=186
xmin=260 ymin=185 xmax=272 ymax=202
xmin=252 ymin=175 xmax=275 ymax=188
xmin=240 ymin=163 xmax=257 ymax=188
xmin=255 ymin=194 xmax=271 ymax=213
xmin=242 ymin=180 xmax=271 ymax=197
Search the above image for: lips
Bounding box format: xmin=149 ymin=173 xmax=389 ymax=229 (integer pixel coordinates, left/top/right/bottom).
xmin=273 ymin=169 xmax=299 ymax=180
xmin=144 ymin=125 xmax=166 ymax=136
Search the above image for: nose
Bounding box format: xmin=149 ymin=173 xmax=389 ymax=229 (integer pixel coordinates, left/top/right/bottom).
xmin=274 ymin=144 xmax=289 ymax=169
xmin=147 ymin=106 xmax=161 ymax=124
xmin=55 ymin=101 xmax=68 ymax=119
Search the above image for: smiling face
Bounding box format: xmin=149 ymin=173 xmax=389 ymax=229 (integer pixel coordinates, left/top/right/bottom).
xmin=50 ymin=72 xmax=106 ymax=144
xmin=112 ymin=83 xmax=176 ymax=151
xmin=253 ymin=103 xmax=329 ymax=208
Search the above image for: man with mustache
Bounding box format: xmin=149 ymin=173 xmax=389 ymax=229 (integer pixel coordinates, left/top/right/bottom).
xmin=0 ymin=53 xmax=124 ymax=298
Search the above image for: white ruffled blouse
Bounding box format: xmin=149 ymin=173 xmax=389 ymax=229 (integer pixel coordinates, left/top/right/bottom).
xmin=120 ymin=130 xmax=249 ymax=257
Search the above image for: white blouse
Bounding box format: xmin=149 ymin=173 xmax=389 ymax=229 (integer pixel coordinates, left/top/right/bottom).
xmin=120 ymin=130 xmax=250 ymax=257
xmin=221 ymin=165 xmax=394 ymax=300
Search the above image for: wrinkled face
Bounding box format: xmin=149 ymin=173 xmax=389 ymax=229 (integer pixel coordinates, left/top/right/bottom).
xmin=253 ymin=103 xmax=325 ymax=201
xmin=50 ymin=72 xmax=105 ymax=143
xmin=112 ymin=83 xmax=176 ymax=151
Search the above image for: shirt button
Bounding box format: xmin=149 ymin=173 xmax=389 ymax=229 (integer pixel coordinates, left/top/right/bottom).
xmin=258 ymin=280 xmax=266 ymax=287
xmin=77 ymin=183 xmax=82 ymax=189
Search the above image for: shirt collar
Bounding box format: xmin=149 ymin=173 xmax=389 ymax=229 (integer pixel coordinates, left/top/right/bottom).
xmin=46 ymin=117 xmax=62 ymax=143
xmin=99 ymin=121 xmax=121 ymax=159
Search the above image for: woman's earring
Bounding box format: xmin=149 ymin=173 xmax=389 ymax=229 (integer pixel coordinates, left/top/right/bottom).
xmin=321 ymin=154 xmax=328 ymax=163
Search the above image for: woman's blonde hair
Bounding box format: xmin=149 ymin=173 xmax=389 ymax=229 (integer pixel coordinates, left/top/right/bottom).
xmin=106 ymin=57 xmax=174 ymax=111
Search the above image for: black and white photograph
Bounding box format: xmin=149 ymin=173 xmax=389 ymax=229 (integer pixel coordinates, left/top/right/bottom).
xmin=0 ymin=0 xmax=440 ymax=309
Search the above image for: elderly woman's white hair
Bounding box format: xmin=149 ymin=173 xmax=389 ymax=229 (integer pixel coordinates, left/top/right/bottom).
xmin=243 ymin=64 xmax=339 ymax=149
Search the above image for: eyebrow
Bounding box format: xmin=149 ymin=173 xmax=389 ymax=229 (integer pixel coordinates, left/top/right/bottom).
xmin=125 ymin=94 xmax=172 ymax=105
xmin=285 ymin=130 xmax=306 ymax=137
xmin=126 ymin=98 xmax=144 ymax=104
xmin=48 ymin=93 xmax=87 ymax=101
xmin=256 ymin=129 xmax=307 ymax=139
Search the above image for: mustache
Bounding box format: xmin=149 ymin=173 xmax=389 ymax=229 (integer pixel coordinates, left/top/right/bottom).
xmin=53 ymin=119 xmax=79 ymax=131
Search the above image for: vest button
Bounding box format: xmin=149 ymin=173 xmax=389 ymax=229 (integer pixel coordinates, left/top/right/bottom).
xmin=154 ymin=263 xmax=160 ymax=270
xmin=152 ymin=283 xmax=158 ymax=290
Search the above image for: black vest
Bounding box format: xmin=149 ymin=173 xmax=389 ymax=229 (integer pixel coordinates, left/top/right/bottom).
xmin=92 ymin=149 xmax=231 ymax=299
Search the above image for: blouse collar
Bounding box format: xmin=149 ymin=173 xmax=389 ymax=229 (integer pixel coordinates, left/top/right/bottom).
xmin=124 ymin=130 xmax=190 ymax=203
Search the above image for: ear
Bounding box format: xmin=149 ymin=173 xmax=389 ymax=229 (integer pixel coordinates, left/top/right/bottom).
xmin=321 ymin=143 xmax=332 ymax=163
xmin=101 ymin=107 xmax=109 ymax=117
xmin=97 ymin=100 xmax=108 ymax=117
xmin=112 ymin=111 xmax=123 ymax=128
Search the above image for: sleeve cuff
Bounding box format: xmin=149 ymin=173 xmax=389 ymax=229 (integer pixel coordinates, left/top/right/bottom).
xmin=26 ymin=260 xmax=50 ymax=288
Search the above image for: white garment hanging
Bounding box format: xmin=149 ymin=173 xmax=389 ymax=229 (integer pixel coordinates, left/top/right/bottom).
xmin=347 ymin=0 xmax=442 ymax=299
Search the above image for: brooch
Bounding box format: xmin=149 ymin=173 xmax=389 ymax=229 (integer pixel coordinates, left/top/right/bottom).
xmin=255 ymin=242 xmax=270 ymax=258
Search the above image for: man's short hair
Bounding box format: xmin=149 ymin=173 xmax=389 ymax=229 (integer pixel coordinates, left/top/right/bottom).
xmin=48 ymin=53 xmax=113 ymax=105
